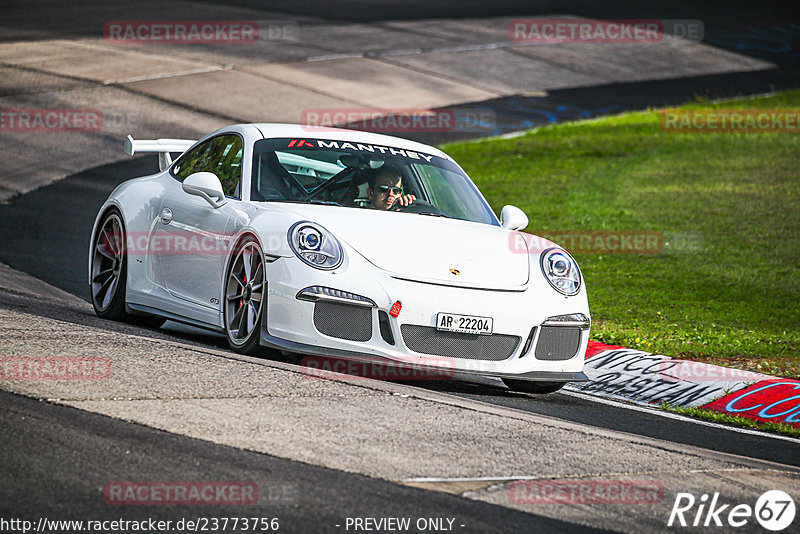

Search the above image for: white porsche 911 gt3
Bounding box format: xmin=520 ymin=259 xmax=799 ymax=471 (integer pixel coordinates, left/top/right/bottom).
xmin=89 ymin=123 xmax=590 ymax=393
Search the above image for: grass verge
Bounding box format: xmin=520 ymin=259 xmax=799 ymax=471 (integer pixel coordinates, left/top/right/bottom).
xmin=660 ymin=403 xmax=800 ymax=438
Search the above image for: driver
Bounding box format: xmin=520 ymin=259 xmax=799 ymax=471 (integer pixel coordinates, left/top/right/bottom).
xmin=366 ymin=166 xmax=416 ymax=210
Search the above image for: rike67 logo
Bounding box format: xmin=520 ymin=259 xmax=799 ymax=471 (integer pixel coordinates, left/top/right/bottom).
xmin=668 ymin=490 xmax=795 ymax=531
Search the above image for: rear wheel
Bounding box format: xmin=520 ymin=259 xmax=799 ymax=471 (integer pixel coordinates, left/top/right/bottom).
xmin=91 ymin=211 xmax=127 ymax=320
xmin=224 ymin=235 xmax=266 ymax=355
xmin=502 ymin=379 xmax=566 ymax=395
xmin=90 ymin=209 xmax=165 ymax=328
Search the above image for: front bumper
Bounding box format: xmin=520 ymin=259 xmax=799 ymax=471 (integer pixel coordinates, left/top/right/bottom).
xmin=262 ymin=254 xmax=590 ymax=381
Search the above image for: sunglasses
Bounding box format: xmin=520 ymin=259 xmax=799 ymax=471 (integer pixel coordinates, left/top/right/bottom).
xmin=376 ymin=184 xmax=403 ymax=195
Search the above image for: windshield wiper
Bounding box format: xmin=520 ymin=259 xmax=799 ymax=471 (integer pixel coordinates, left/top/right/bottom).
xmin=256 ymin=199 xmax=342 ymax=206
xmin=417 ymin=211 xmax=449 ymax=218
xmin=304 ymin=200 xmax=342 ymax=206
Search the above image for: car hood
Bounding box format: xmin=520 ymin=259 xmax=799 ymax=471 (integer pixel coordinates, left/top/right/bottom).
xmin=273 ymin=203 xmax=530 ymax=290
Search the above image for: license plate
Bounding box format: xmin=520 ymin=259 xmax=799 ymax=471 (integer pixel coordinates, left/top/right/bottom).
xmin=436 ymin=313 xmax=493 ymax=335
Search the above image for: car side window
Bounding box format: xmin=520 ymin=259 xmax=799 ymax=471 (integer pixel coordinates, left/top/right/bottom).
xmin=173 ymin=135 xmax=243 ymax=198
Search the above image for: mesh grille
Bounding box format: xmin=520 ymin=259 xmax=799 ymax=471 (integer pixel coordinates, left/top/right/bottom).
xmin=313 ymin=301 xmax=372 ymax=342
xmin=400 ymin=325 xmax=520 ymax=361
xmin=535 ymin=326 xmax=581 ymax=360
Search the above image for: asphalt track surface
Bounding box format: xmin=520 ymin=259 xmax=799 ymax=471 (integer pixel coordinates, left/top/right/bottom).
xmin=1 ymin=1 xmax=799 ymax=530
xmin=0 ymin=157 xmax=797 ymax=470
xmin=0 ymin=390 xmax=603 ymax=534
xmin=2 ymin=1 xmax=798 ymax=146
xmin=260 ymin=0 xmax=800 ymax=145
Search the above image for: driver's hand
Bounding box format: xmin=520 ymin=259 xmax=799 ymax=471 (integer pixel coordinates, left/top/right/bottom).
xmin=396 ymin=194 xmax=416 ymax=207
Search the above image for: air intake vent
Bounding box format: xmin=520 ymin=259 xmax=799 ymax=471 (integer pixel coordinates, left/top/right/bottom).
xmin=313 ymin=301 xmax=372 ymax=341
xmin=378 ymin=310 xmax=395 ymax=345
xmin=535 ymin=326 xmax=581 ymax=361
xmin=400 ymin=325 xmax=519 ymax=361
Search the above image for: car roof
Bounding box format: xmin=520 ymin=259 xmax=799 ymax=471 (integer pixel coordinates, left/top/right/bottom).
xmin=241 ymin=123 xmax=454 ymax=162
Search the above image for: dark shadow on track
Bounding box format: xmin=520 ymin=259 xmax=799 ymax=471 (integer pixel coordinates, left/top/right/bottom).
xmin=0 ymin=157 xmax=160 ymax=300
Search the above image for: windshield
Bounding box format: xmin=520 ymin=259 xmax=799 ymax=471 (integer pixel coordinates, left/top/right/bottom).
xmin=250 ymin=138 xmax=498 ymax=225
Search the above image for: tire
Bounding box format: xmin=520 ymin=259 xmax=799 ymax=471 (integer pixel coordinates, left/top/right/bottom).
xmin=223 ymin=234 xmax=266 ymax=355
xmin=90 ymin=209 xmax=166 ymax=328
xmin=502 ymin=379 xmax=566 ymax=395
xmin=90 ymin=209 xmax=129 ymax=320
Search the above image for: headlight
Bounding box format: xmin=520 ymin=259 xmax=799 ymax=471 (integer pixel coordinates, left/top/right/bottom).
xmin=288 ymin=221 xmax=343 ymax=270
xmin=540 ymin=247 xmax=581 ymax=296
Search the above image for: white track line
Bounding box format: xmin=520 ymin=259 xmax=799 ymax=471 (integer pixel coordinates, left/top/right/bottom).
xmin=403 ymin=467 xmax=796 ymax=484
xmin=106 ymin=65 xmax=230 ymax=85
xmin=560 ymin=388 xmax=800 ymax=444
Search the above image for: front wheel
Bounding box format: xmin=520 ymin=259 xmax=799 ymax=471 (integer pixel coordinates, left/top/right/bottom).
xmin=224 ymin=235 xmax=266 ymax=355
xmin=502 ymin=379 xmax=566 ymax=395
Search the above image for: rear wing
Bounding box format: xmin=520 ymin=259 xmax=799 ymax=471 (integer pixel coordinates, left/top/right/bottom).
xmin=124 ymin=135 xmax=196 ymax=171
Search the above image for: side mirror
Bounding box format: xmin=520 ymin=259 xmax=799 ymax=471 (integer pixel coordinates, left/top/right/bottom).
xmin=500 ymin=205 xmax=528 ymax=231
xmin=182 ymin=172 xmax=226 ymax=208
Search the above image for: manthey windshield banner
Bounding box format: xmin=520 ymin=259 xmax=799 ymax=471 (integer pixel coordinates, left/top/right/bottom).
xmin=281 ymin=138 xmax=439 ymax=163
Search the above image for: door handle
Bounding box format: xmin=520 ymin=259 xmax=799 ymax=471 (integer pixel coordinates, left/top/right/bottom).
xmin=160 ymin=207 xmax=173 ymax=224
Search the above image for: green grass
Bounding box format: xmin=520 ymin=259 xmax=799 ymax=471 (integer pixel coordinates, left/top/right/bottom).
xmin=443 ymin=91 xmax=800 ymax=379
xmin=660 ymin=403 xmax=800 ymax=438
